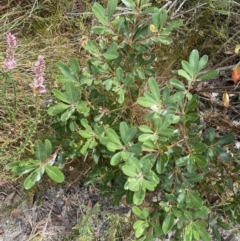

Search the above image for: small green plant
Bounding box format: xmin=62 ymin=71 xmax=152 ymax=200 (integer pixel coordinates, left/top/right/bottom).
xmin=72 ymin=204 xmax=101 ymax=241
xmin=7 ymin=0 xmax=240 ymax=240
xmin=6 ymin=140 xmax=64 ymax=189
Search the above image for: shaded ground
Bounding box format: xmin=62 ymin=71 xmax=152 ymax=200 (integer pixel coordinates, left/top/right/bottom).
xmin=0 ymin=180 xmax=133 ymax=241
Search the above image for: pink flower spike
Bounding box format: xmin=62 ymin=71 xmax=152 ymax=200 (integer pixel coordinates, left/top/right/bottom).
xmin=6 ymin=33 xmax=17 ymax=47
xmin=32 ymin=55 xmax=46 ymax=95
xmin=2 ymin=32 xmax=17 ymax=71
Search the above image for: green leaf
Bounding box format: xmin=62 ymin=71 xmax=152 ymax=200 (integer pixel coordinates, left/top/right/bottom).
xmin=79 ymin=130 xmax=93 ymax=139
xmin=198 ymin=55 xmax=208 ymax=71
xmin=108 ymin=0 xmax=118 ymax=20
xmin=65 ymin=81 xmax=79 ymax=103
xmin=110 ymin=152 xmax=122 ymax=165
xmin=69 ymin=58 xmax=80 ymax=77
xmin=176 ymin=155 xmax=189 ymax=166
xmin=158 ymin=36 xmax=172 ymax=44
xmin=132 ymin=206 xmax=142 ymax=218
xmin=6 ymin=164 xmax=38 ymax=175
xmin=181 ymin=60 xmax=193 ymax=76
xmin=56 ymin=62 xmax=77 ymax=81
xmin=24 ymin=168 xmax=44 ymax=190
xmin=140 ymin=156 xmax=153 ymax=168
xmin=184 ymin=224 xmax=193 ymax=241
xmin=60 ymin=108 xmax=75 ymax=122
xmin=56 ymin=75 xmax=73 ymax=84
xmin=178 ymin=69 xmax=192 ymax=81
xmin=212 ymin=224 xmax=221 ymax=241
xmin=198 ymin=69 xmax=219 ymax=80
xmin=122 ymin=165 xmax=138 ymax=177
xmin=170 ymin=78 xmax=186 ymax=90
xmin=185 ymin=113 xmax=199 ymax=123
xmin=215 ymin=133 xmax=235 ymax=146
xmin=52 ymin=89 xmax=70 ymax=104
xmin=76 ymin=102 xmax=90 ymax=116
xmin=185 ymin=94 xmax=199 ymax=112
xmin=142 ymin=207 xmax=149 ymax=220
xmin=137 ymin=96 xmax=157 ymax=107
xmin=142 ymin=179 xmax=156 ymax=191
xmin=121 ymin=0 xmax=136 ymax=10
xmin=156 ymin=154 xmax=168 ymax=174
xmin=166 ymin=91 xmax=185 ymax=104
xmin=117 ymin=89 xmax=125 ymax=103
xmin=47 ymin=103 xmax=70 ymax=116
xmin=107 ymin=142 xmax=123 ymax=152
xmin=92 ymin=25 xmax=114 ymax=35
xmin=159 ymin=8 xmax=168 ymax=29
xmin=80 ymin=118 xmax=91 ymax=130
xmin=191 ymin=143 xmax=207 ymax=153
xmin=148 ymin=77 xmax=160 ymax=101
xmin=139 ymin=125 xmax=153 ymax=133
xmin=133 ymin=188 xmax=146 ymax=205
xmin=142 ymin=6 xmax=157 ymax=14
xmin=183 ymin=173 xmax=203 ymax=183
xmin=128 ymin=178 xmax=141 ymax=191
xmin=189 ymin=49 xmax=199 ymax=74
xmin=92 ymin=3 xmax=108 ymax=25
xmin=197 ymin=226 xmax=211 ymax=241
xmin=116 ymin=67 xmax=123 ymax=81
xmin=205 ymin=128 xmax=216 ymax=143
xmin=45 ymin=164 xmax=64 ymax=183
xmin=192 ymin=229 xmax=200 ymax=240
xmin=162 ymin=213 xmax=174 ymax=234
xmin=193 ymin=206 xmax=210 ymax=219
xmin=103 ymin=50 xmax=119 ymax=60
xmin=138 ymin=133 xmax=157 ymax=142
xmin=119 ymin=122 xmax=137 ymax=144
xmin=83 ymin=40 xmax=99 ymax=56
xmin=35 ymin=140 xmax=47 ymax=162
xmin=134 ymin=220 xmax=148 ymax=238
xmin=133 ymin=220 xmax=145 ymax=229
xmin=128 ymin=157 xmax=141 ymax=173
xmin=188 ymin=191 xmax=203 ymax=208
xmin=177 ymin=193 xmax=186 ymax=206
xmin=167 ymin=20 xmax=183 ymax=30
xmin=152 ymin=12 xmax=159 ymax=30
xmin=184 ymin=210 xmax=192 ymax=220
xmin=106 ymin=128 xmax=122 ymax=146
xmin=193 ymin=155 xmax=207 ymax=168
xmin=133 ymin=24 xmax=149 ymax=41
xmin=44 ymin=139 xmax=52 ymax=157
xmin=187 ymin=158 xmax=196 ymax=173
xmin=24 ymin=174 xmax=37 ymax=190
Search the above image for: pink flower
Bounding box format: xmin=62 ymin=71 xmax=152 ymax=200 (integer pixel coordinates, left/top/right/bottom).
xmin=32 ymin=55 xmax=46 ymax=94
xmin=2 ymin=33 xmax=17 ymax=71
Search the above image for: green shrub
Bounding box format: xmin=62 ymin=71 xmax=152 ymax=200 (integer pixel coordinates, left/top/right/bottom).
xmin=6 ymin=0 xmax=240 ymax=240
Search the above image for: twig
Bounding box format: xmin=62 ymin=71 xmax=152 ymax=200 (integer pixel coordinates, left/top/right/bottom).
xmin=213 ymin=53 xmax=240 ymax=69
xmin=171 ymin=3 xmax=207 ymax=19
xmin=29 ymin=0 xmax=38 ymax=18
xmin=170 ymin=0 xmax=187 ymax=18
xmin=168 ymin=0 xmax=179 ymax=13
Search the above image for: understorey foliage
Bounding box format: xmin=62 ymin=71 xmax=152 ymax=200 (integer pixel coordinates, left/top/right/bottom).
xmin=6 ymin=0 xmax=240 ymax=240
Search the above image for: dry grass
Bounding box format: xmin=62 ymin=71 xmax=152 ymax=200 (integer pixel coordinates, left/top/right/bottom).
xmin=0 ymin=0 xmax=92 ymax=164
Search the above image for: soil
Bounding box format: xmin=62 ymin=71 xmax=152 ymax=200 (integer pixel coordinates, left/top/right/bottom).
xmin=0 ymin=178 xmax=132 ymax=241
